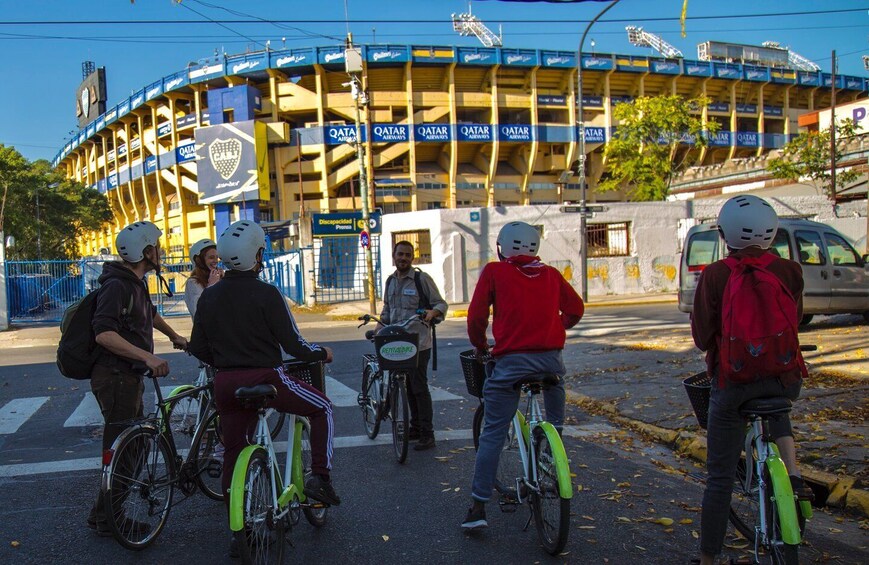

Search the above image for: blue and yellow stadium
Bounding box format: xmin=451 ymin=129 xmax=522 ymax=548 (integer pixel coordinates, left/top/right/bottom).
xmin=54 ymin=43 xmax=867 ymax=256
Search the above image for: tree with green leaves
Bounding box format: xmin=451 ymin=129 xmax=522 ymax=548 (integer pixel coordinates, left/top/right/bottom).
xmin=597 ymin=95 xmax=718 ymax=201
xmin=0 ymin=145 xmax=112 ymax=259
xmin=766 ymin=119 xmax=862 ymax=202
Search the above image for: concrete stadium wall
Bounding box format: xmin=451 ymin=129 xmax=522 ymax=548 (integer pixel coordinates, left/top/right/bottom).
xmin=379 ymin=196 xmax=867 ymax=303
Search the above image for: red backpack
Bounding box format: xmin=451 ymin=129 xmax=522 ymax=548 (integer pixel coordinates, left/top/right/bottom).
xmin=717 ymin=253 xmax=807 ymax=388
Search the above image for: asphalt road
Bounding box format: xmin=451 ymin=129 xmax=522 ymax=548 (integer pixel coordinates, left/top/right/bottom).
xmin=0 ymin=305 xmax=865 ymax=564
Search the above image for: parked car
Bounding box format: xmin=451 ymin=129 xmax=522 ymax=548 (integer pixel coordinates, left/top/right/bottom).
xmin=678 ymin=218 xmax=869 ymax=324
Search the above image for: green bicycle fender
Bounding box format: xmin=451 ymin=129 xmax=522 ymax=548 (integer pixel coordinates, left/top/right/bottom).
xmin=290 ymin=420 xmax=306 ymax=502
xmin=770 ymin=444 xmax=812 ymax=520
xmin=166 ymin=384 xmax=197 ymax=400
xmin=766 ymin=455 xmax=801 ymax=545
xmin=535 ymin=421 xmax=573 ymax=500
xmin=516 ymin=411 xmax=529 ymax=445
xmin=229 ymin=445 xmax=263 ymax=532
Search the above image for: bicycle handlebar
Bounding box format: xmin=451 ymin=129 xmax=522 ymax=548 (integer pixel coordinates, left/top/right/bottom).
xmin=357 ymin=310 xmax=427 ymax=330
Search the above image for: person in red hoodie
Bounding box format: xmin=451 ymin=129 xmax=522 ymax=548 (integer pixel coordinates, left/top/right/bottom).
xmin=462 ymin=221 xmax=584 ymax=529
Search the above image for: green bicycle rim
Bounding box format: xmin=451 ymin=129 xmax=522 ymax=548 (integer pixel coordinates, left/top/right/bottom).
xmin=535 ymin=422 xmax=573 ymax=499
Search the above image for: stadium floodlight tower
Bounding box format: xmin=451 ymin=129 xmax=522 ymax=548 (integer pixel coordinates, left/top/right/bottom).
xmin=762 ymin=41 xmax=820 ymax=71
xmin=452 ymin=7 xmax=502 ymax=47
xmin=625 ymin=26 xmax=683 ymax=58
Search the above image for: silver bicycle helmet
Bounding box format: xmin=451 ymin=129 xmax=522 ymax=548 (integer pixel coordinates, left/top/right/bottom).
xmin=717 ymin=194 xmax=778 ymax=250
xmin=217 ymin=220 xmax=265 ymax=271
xmin=115 ymin=221 xmax=162 ymax=263
xmin=189 ymin=238 xmax=217 ymax=261
xmin=497 ymin=221 xmax=540 ymax=258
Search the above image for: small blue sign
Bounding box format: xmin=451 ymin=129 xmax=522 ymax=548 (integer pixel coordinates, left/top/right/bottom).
xmin=157 ymin=121 xmax=172 ymax=138
xmin=735 ymin=131 xmax=759 ymax=147
xmin=763 ymin=105 xmax=784 ymax=117
xmin=582 ymin=95 xmax=604 ymax=107
xmin=176 ymin=140 xmax=197 ymax=163
xmin=360 ymin=231 xmax=370 ymax=248
xmin=651 ymin=60 xmax=680 ymax=74
xmin=367 ymin=47 xmax=408 ymax=63
xmin=684 ymin=63 xmax=712 ymax=77
xmin=470 ymin=211 xmax=480 ymax=222
xmin=541 ymin=52 xmax=575 ymax=68
xmin=371 ymin=124 xmax=408 ymax=143
xmin=708 ymin=131 xmax=732 ymax=147
xmin=271 ymin=49 xmax=315 ymax=69
xmin=498 ymin=124 xmax=533 ymax=142
xmin=312 ymin=211 xmax=382 ymax=237
xmin=582 ymin=56 xmax=613 ymax=70
xmin=736 ymin=103 xmax=757 ymax=114
xmin=414 ymin=123 xmax=451 ymax=142
xmin=145 ymin=80 xmax=163 ymax=101
xmin=537 ymin=95 xmax=566 ymax=106
xmin=708 ymin=101 xmax=730 ymax=113
xmin=580 ymin=126 xmax=606 ymax=143
xmin=457 ymin=124 xmax=493 ymax=142
xmin=325 ymin=124 xmax=366 ymax=145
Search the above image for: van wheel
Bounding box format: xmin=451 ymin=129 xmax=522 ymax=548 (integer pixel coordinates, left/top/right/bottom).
xmin=799 ymin=315 xmax=814 ymax=326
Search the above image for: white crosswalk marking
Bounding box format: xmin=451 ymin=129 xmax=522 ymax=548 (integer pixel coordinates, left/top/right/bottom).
xmin=568 ymin=314 xmax=689 ymax=338
xmin=324 ymin=376 xmax=462 ymax=407
xmin=63 ymin=387 xmax=180 ymax=428
xmin=0 ymin=397 xmax=50 ymax=435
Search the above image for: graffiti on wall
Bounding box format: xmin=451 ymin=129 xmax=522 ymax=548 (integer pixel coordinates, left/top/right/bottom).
xmin=651 ymin=255 xmax=678 ymax=290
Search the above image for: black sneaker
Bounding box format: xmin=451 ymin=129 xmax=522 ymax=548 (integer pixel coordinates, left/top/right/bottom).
xmin=790 ymin=475 xmax=815 ymax=502
xmin=462 ymin=505 xmax=488 ymax=529
xmin=304 ymin=474 xmax=341 ymax=506
xmin=414 ymin=436 xmax=436 ymax=451
xmin=229 ymin=533 xmax=240 ymax=559
xmin=408 ymin=428 xmax=421 ymax=441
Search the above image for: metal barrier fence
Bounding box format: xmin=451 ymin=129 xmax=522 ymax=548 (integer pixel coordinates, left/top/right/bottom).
xmin=312 ymin=236 xmax=381 ymax=304
xmin=5 ymin=250 xmax=305 ymax=324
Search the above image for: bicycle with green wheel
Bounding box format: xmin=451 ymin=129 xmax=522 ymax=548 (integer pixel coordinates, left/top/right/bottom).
xmin=101 ymin=371 xmax=224 ymax=550
xmin=684 ymin=346 xmax=816 ymax=565
xmin=461 ymin=350 xmax=573 ymax=556
xmin=229 ymin=360 xmax=328 ymax=564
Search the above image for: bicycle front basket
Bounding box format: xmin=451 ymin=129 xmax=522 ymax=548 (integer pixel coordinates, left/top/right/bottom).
xmin=460 ymin=349 xmax=491 ymax=398
xmin=374 ymin=327 xmax=419 ymax=371
xmin=683 ymin=372 xmax=712 ymax=430
xmin=283 ymin=360 xmax=326 ymax=394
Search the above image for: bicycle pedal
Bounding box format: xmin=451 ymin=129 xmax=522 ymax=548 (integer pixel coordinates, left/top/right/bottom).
xmin=356 ymin=394 xmax=367 ymax=407
xmin=498 ymin=496 xmax=520 ymax=513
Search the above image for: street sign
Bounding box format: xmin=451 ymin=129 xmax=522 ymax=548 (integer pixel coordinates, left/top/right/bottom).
xmin=360 ymin=230 xmax=370 ymax=248
xmin=560 ymin=205 xmax=608 ymax=214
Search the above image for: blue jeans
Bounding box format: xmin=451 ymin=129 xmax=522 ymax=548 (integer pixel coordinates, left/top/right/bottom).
xmin=471 ymin=351 xmax=566 ymax=502
xmin=700 ymin=377 xmax=801 ymax=556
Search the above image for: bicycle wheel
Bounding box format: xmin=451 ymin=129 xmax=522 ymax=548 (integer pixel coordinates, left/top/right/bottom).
xmin=265 ymin=409 xmax=285 ymax=441
xmin=300 ymin=418 xmax=328 ymax=527
xmin=471 ymin=404 xmax=523 ymax=498
xmin=391 ymin=377 xmax=409 ymax=463
xmin=191 ymin=410 xmax=224 ymax=501
xmin=360 ymin=365 xmax=382 ymax=439
xmin=166 ymin=391 xmax=201 ymax=456
xmin=104 ymin=427 xmax=175 ymax=550
xmin=239 ymin=449 xmax=285 ymax=565
xmin=530 ymin=428 xmax=570 ymax=556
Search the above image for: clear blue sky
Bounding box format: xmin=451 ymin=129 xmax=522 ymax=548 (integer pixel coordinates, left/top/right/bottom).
xmin=1 ymin=0 xmax=866 ymax=162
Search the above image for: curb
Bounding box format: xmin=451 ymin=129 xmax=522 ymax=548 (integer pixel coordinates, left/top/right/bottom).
xmin=565 ymin=390 xmax=869 ymax=519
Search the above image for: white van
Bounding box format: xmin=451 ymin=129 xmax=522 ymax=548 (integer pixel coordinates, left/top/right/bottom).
xmin=678 ymin=218 xmax=869 ymax=324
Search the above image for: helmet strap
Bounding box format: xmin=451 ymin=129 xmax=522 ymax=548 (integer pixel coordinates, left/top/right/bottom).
xmin=143 ymin=251 xmax=174 ymax=298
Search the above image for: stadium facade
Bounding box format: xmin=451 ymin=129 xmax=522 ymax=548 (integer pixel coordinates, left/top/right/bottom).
xmin=54 ymin=44 xmax=867 ymax=256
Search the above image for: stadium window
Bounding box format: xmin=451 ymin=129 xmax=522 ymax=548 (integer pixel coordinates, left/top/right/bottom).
xmin=425 ymin=202 xmax=444 ymax=210
xmin=393 ymin=229 xmax=432 ymax=264
xmin=587 ymin=222 xmax=630 ymax=257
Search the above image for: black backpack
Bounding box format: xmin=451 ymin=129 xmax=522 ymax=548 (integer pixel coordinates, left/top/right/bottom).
xmin=57 ymin=288 xmax=132 ymax=380
xmin=385 ymin=268 xmax=441 ymax=370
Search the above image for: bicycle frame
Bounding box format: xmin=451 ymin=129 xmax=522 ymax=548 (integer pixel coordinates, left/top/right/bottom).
xmin=228 ymin=412 xmax=308 ymax=532
xmin=742 ymin=416 xmax=802 ymax=550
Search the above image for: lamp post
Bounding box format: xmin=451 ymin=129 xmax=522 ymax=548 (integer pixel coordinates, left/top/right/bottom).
xmin=577 ymin=0 xmax=622 ymax=302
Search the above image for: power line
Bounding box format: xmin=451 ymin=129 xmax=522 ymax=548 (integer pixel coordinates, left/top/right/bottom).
xmin=0 ymin=7 xmax=866 ymax=25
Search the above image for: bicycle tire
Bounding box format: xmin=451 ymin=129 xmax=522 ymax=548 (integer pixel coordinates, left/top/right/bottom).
xmin=191 ymin=410 xmax=224 ymax=501
xmin=530 ymin=428 xmax=571 ymax=556
xmin=300 ymin=418 xmax=328 ymax=527
xmin=471 ymin=404 xmax=523 ymax=498
xmin=165 ymin=389 xmax=201 ymax=456
xmin=361 ymin=365 xmax=382 ymax=439
xmin=265 ymin=409 xmax=286 ymax=441
xmin=238 ymin=448 xmax=285 ymax=565
xmin=391 ymin=377 xmax=409 ymax=463
xmin=104 ymin=426 xmax=175 ymax=550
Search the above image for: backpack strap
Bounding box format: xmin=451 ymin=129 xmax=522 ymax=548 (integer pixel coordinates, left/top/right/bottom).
xmin=412 ymin=268 xmax=432 ymax=310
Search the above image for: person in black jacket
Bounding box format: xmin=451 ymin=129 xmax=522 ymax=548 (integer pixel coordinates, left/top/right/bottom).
xmin=87 ymin=221 xmax=188 ymax=537
xmin=188 ymin=220 xmax=338 ymax=557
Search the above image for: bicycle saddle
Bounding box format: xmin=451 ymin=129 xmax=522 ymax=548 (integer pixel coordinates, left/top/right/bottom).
xmin=513 ymin=373 xmax=561 ymax=391
xmin=235 ymin=384 xmax=278 ymax=401
xmin=739 ymin=396 xmax=792 ymax=417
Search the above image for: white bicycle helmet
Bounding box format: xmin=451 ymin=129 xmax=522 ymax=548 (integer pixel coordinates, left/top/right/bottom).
xmin=497 ymin=221 xmax=540 ymax=258
xmin=116 ymin=221 xmax=162 ymax=263
xmin=217 ymin=220 xmax=265 ymax=271
xmin=189 ymin=238 xmax=217 ymax=261
xmin=717 ymin=195 xmax=778 ymax=250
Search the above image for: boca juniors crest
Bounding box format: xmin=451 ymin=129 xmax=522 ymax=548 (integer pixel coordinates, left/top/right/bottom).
xmin=194 ymin=120 xmax=269 ymax=204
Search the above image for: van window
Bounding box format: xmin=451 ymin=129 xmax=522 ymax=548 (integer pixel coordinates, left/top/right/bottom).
xmin=769 ymin=229 xmax=792 ymax=260
xmin=686 ymin=230 xmax=719 ymax=271
xmin=795 ymin=230 xmax=826 ymax=265
xmin=823 ymin=232 xmax=860 ymax=266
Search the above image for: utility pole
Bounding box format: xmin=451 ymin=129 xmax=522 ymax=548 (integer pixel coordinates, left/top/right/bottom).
xmin=830 ymin=49 xmax=837 ymax=204
xmin=345 ymin=34 xmax=377 ymax=314
xmin=577 ymin=0 xmax=622 ymax=302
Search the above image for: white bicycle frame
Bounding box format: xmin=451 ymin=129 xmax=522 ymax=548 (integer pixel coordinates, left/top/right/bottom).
xmin=743 ymin=417 xmax=775 ymax=549
xmin=245 ymin=411 xmax=301 ymax=523
xmin=507 ymin=390 xmax=545 ymax=502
